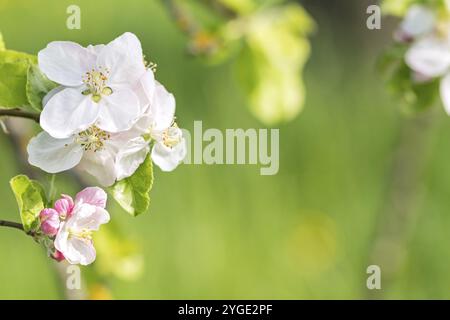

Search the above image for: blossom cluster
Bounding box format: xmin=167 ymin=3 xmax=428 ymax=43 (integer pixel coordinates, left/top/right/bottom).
xmin=395 ymin=4 xmax=450 ymax=113
xmin=38 ymin=187 xmax=109 ymax=265
xmin=27 ymin=32 xmax=186 ymax=186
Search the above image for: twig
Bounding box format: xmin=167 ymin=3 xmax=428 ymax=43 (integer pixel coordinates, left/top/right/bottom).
xmin=0 ymin=219 xmax=24 ymax=231
xmin=0 ymin=109 xmax=40 ymax=123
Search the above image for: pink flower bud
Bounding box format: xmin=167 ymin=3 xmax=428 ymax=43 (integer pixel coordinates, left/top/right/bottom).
xmin=54 ymin=194 xmax=74 ymax=219
xmin=39 ymin=208 xmax=60 ymax=236
xmin=52 ymin=250 xmax=65 ymax=262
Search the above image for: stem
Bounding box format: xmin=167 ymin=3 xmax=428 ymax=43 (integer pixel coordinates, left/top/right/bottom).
xmin=0 ymin=219 xmax=24 ymax=231
xmin=0 ymin=109 xmax=40 ymax=123
xmin=48 ymin=174 xmax=57 ymax=204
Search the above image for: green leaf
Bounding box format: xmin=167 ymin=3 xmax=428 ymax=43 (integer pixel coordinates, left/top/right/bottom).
xmin=0 ymin=50 xmax=36 ymax=109
xmin=26 ymin=64 xmax=58 ymax=111
xmin=237 ymin=4 xmax=313 ymax=125
xmin=109 ymin=155 xmax=154 ymax=217
xmin=378 ymin=45 xmax=439 ymax=113
xmin=9 ymin=175 xmax=47 ymax=233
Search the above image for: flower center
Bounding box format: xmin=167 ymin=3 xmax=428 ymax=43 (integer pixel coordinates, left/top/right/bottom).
xmin=76 ymin=126 xmax=111 ymax=152
xmin=82 ymin=67 xmax=113 ymax=103
xmin=68 ymin=228 xmax=93 ymax=241
xmin=162 ymin=124 xmax=182 ymax=148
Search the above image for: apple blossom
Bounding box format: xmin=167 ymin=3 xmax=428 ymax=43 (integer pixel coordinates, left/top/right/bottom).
xmin=397 ymin=5 xmax=450 ymax=114
xmin=54 ymin=187 xmax=110 ymax=266
xmin=39 ymin=208 xmax=60 ymax=236
xmin=394 ymin=5 xmax=436 ymax=42
xmin=27 ymin=126 xmax=149 ymax=186
xmin=137 ymin=71 xmax=187 ymax=171
xmin=28 ymin=71 xmax=185 ymax=185
xmin=38 ymin=32 xmax=147 ymax=139
xmin=54 ymin=194 xmax=75 ymax=220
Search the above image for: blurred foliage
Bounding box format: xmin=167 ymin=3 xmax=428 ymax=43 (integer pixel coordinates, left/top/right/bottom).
xmin=377 ymin=44 xmax=440 ymax=114
xmin=382 ymin=0 xmax=448 ymax=16
xmin=173 ymin=0 xmax=315 ymax=125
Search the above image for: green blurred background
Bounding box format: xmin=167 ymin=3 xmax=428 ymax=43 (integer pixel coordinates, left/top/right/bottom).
xmin=1 ymin=0 xmax=450 ymax=299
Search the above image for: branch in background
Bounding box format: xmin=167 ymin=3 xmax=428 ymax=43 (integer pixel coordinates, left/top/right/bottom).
xmin=162 ymin=0 xmax=222 ymax=55
xmin=163 ymin=0 xmax=199 ymax=37
xmin=0 ymin=219 xmax=24 ymax=231
xmin=365 ymin=110 xmax=440 ymax=298
xmin=3 ymin=118 xmax=87 ymax=300
xmin=0 ymin=109 xmax=40 ymax=123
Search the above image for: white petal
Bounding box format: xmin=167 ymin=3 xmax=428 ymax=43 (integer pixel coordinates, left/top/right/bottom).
xmin=96 ymin=89 xmax=141 ymax=133
xmin=87 ymin=44 xmax=105 ymax=55
xmin=135 ymin=69 xmax=156 ymax=112
xmin=40 ymin=87 xmax=101 ymax=139
xmin=150 ymin=83 xmax=176 ymax=131
xmin=27 ymin=132 xmax=83 ymax=173
xmin=151 ymin=138 xmax=186 ymax=172
xmin=97 ymin=32 xmax=146 ymax=87
xmin=115 ymin=137 xmax=149 ymax=180
xmin=405 ymin=36 xmax=450 ymax=77
xmin=440 ymin=73 xmax=450 ymax=115
xmin=54 ymin=224 xmax=71 ymax=258
xmin=42 ymin=86 xmax=64 ymax=107
xmin=38 ymin=41 xmax=96 ymax=86
xmin=68 ymin=238 xmax=96 ymax=266
xmin=400 ymin=5 xmax=435 ymax=39
xmin=78 ymin=148 xmax=117 ymax=187
xmin=71 ymin=203 xmax=110 ymax=230
xmin=75 ymin=187 xmax=107 ymax=208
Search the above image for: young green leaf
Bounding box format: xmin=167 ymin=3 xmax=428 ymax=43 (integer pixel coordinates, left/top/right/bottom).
xmin=0 ymin=50 xmax=36 ymax=109
xmin=9 ymin=175 xmax=47 ymax=233
xmin=26 ymin=64 xmax=58 ymax=111
xmin=109 ymin=155 xmax=154 ymax=217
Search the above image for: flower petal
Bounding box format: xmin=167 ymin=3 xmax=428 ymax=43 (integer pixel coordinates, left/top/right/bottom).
xmin=71 ymin=203 xmax=110 ymax=231
xmin=150 ymin=83 xmax=176 ymax=131
xmin=97 ymin=89 xmax=141 ymax=133
xmin=78 ymin=149 xmax=117 ymax=187
xmin=38 ymin=41 xmax=96 ymax=86
xmin=115 ymin=137 xmax=149 ymax=180
xmin=97 ymin=32 xmax=146 ymax=87
xmin=75 ymin=187 xmax=107 ymax=208
xmin=70 ymin=238 xmax=97 ymax=265
xmin=40 ymin=87 xmax=101 ymax=139
xmin=42 ymin=86 xmax=64 ymax=107
xmin=151 ymin=138 xmax=187 ymax=172
xmin=135 ymin=69 xmax=155 ymax=113
xmin=440 ymin=73 xmax=450 ymax=115
xmin=27 ymin=132 xmax=83 ymax=173
xmin=405 ymin=36 xmax=450 ymax=78
xmin=399 ymin=5 xmax=435 ymax=39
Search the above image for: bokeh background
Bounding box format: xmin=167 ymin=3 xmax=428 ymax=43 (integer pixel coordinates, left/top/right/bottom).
xmin=0 ymin=0 xmax=449 ymax=299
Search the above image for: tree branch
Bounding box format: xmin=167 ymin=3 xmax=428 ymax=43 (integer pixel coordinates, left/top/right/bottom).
xmin=0 ymin=219 xmax=24 ymax=231
xmin=0 ymin=109 xmax=40 ymax=123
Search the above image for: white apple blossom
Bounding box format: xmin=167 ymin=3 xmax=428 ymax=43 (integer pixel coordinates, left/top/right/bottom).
xmin=395 ymin=5 xmax=436 ymax=42
xmin=27 ymin=126 xmax=149 ymax=186
xmin=398 ymin=5 xmax=450 ymax=113
xmin=54 ymin=187 xmax=110 ymax=266
xmin=137 ymin=70 xmax=187 ymax=171
xmin=38 ymin=32 xmax=147 ymax=139
xmin=28 ymin=70 xmax=186 ymax=185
